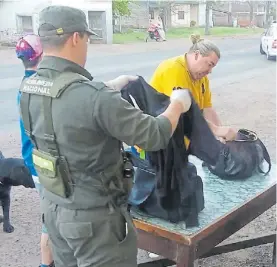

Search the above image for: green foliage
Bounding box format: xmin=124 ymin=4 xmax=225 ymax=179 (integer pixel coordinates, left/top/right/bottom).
xmin=112 ymin=0 xmax=132 ymax=17
xmin=190 ymin=20 xmax=196 ymax=27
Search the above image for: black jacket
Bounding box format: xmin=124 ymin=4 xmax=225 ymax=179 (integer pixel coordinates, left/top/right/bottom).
xmin=121 ymin=77 xmax=221 ymax=226
xmin=121 ymin=77 xmax=271 ymax=226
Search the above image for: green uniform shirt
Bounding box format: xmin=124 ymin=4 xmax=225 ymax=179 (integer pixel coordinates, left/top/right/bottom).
xmin=27 ymin=56 xmax=172 ymax=209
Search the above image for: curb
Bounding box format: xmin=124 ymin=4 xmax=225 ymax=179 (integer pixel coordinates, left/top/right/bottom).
xmin=0 ymin=33 xmax=262 ymax=51
xmin=0 ymin=45 xmax=15 ymax=50
xmin=84 ymin=33 xmax=262 ymax=57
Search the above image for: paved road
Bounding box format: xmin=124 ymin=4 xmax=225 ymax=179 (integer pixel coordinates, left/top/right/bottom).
xmin=0 ymin=36 xmax=273 ymax=133
xmin=0 ymin=36 xmax=276 ymax=267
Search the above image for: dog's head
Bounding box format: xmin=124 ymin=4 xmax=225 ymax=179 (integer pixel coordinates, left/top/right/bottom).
xmin=0 ymin=166 xmax=32 ymax=187
xmin=0 ymin=155 xmax=35 ymax=188
xmin=9 ymin=165 xmax=35 ymax=188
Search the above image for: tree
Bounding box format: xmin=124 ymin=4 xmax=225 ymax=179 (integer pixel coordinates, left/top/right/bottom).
xmin=212 ymin=1 xmax=233 ymax=26
xmin=112 ymin=0 xmax=133 ymax=33
xmin=205 ymin=1 xmax=214 ymax=35
xmin=247 ymin=1 xmax=275 ymax=26
xmin=270 ymin=6 xmax=276 ymax=20
xmin=264 ymin=1 xmax=275 ymax=26
xmin=246 ymin=1 xmax=254 ymax=23
xmin=112 ymin=0 xmax=132 ymax=17
xmin=149 ymin=1 xmax=171 ymax=31
xmin=264 ymin=1 xmax=270 ymax=27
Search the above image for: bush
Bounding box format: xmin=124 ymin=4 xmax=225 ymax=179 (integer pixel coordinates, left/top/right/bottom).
xmin=190 ymin=20 xmax=196 ymax=27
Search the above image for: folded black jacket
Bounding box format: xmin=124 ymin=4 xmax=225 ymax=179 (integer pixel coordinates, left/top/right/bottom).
xmin=121 ymin=77 xmax=271 ymax=226
xmin=121 ymin=76 xmax=221 ymax=226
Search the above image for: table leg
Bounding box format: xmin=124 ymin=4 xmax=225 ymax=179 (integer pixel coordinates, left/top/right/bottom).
xmin=176 ymin=246 xmax=197 ymax=267
xmin=273 ymin=241 xmax=276 ymax=264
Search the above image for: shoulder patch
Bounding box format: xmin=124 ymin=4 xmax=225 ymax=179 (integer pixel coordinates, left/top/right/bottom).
xmin=19 ymin=72 xmax=89 ymax=98
xmin=20 ymin=75 xmax=54 ymax=96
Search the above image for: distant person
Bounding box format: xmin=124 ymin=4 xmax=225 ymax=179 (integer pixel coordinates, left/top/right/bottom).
xmin=149 ymin=19 xmax=156 ymax=30
xmin=15 ymin=34 xmax=54 ymax=267
xmin=156 ymin=16 xmax=166 ymax=41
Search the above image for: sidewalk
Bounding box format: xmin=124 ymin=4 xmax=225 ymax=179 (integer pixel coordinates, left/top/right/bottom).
xmin=0 ymin=33 xmax=261 ymax=66
xmin=87 ymin=33 xmax=262 ymax=56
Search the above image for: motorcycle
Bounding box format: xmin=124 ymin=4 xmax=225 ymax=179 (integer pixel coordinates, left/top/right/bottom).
xmin=145 ymin=25 xmax=161 ymax=42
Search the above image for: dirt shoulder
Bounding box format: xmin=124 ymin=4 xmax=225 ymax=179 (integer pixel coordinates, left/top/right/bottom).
xmin=0 ymin=33 xmax=262 ymax=66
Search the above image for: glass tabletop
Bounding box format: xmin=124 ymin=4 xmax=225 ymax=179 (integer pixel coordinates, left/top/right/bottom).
xmin=131 ymin=156 xmax=276 ymax=236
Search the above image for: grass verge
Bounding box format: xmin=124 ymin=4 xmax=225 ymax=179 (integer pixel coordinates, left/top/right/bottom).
xmin=113 ymin=26 xmax=264 ymax=44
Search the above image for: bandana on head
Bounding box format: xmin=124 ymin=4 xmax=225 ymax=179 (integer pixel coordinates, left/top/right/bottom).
xmin=15 ymin=34 xmax=43 ymax=62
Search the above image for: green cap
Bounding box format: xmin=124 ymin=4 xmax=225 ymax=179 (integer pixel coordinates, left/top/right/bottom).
xmin=38 ymin=5 xmax=98 ymax=37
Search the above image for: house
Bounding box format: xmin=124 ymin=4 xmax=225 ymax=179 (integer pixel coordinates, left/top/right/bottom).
xmin=0 ymin=0 xmax=113 ymax=44
xmin=212 ymin=1 xmax=268 ymax=27
xmin=116 ymin=1 xmax=212 ymax=31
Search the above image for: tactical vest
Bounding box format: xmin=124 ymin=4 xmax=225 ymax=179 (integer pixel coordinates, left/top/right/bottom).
xmin=19 ymin=72 xmax=106 ymax=198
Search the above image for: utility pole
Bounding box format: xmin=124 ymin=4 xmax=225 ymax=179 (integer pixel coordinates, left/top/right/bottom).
xmin=264 ymin=1 xmax=272 ymax=27
xmin=228 ymin=1 xmax=232 ymax=26
xmin=205 ymin=1 xmax=212 ymax=35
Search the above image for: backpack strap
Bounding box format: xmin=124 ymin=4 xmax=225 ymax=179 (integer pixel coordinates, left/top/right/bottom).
xmin=257 ymin=139 xmax=271 ymax=175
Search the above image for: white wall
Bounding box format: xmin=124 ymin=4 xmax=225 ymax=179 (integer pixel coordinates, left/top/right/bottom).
xmin=171 ymin=4 xmax=190 ymax=27
xmin=0 ymin=0 xmax=50 ymax=33
xmin=0 ymin=0 xmax=113 ymax=44
xmin=51 ymin=0 xmax=113 ymax=44
xmin=190 ymin=4 xmax=198 ymax=26
xmin=198 ymin=3 xmax=213 ymax=27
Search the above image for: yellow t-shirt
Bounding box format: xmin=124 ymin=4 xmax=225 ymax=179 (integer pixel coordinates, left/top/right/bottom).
xmin=150 ymin=54 xmax=212 ymax=149
xmin=149 ymin=54 xmax=212 ymax=110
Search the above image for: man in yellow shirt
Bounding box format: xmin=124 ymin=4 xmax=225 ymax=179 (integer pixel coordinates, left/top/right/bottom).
xmin=150 ymin=34 xmax=237 ymax=142
xmin=146 ymin=35 xmax=237 ymax=259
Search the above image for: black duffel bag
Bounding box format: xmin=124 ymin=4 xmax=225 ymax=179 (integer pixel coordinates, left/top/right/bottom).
xmin=205 ymin=129 xmax=271 ymax=180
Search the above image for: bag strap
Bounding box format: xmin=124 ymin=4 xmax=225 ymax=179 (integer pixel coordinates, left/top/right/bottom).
xmin=20 ymin=92 xmax=38 ymax=148
xmin=43 ymin=97 xmax=58 ymax=156
xmin=237 ymin=129 xmax=271 ymax=176
xmin=257 ymin=140 xmax=271 ymax=175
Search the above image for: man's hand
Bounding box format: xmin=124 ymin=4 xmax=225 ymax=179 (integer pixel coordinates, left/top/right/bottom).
xmin=104 ymin=75 xmax=138 ymax=91
xmin=216 ymin=126 xmax=237 ymax=141
xmin=216 ymin=136 xmax=227 ymax=144
xmin=170 ymin=89 xmax=192 ymax=113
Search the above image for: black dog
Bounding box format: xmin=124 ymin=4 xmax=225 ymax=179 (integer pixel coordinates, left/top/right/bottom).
xmin=0 ymin=151 xmax=35 ymax=233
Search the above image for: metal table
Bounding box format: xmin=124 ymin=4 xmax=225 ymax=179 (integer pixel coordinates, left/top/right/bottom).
xmin=132 ymin=156 xmax=276 ymax=267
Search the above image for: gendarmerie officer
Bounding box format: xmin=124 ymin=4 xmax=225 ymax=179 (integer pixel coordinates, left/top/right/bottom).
xmin=19 ymin=5 xmax=192 ymax=267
